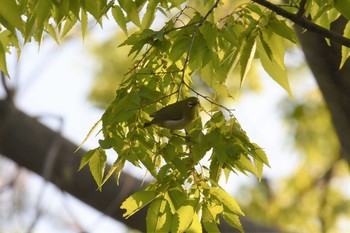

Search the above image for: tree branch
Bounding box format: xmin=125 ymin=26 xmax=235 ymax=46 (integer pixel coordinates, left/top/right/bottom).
xmin=252 ymin=0 xmax=350 ymax=48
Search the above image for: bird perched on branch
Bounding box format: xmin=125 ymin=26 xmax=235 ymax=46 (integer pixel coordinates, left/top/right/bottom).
xmin=143 ymin=97 xmax=200 ymax=131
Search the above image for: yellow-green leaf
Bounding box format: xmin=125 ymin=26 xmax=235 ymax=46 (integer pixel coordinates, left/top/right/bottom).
xmin=239 ymin=37 xmax=256 ymax=86
xmin=222 ymin=212 xmax=244 ymax=233
xmin=209 ymin=187 xmax=244 ymax=216
xmin=186 ymin=212 xmax=202 ymax=233
xmin=258 ymin=32 xmax=293 ymax=98
xmin=142 ymin=0 xmax=157 ymax=29
xmin=121 ymin=189 xmax=159 ymax=218
xmin=334 ymin=0 xmax=350 ymax=20
xmin=146 ymin=198 xmax=172 ymax=233
xmin=171 ymin=202 xmax=196 ymax=232
xmin=0 ymin=0 xmax=23 ymax=33
xmin=112 ymin=5 xmax=128 ymax=35
xmin=88 ymin=148 xmax=107 ymax=189
xmin=340 ymin=21 xmax=350 ymax=68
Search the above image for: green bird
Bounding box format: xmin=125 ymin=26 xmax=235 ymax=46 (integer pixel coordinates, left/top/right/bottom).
xmin=143 ymin=97 xmax=200 ymax=131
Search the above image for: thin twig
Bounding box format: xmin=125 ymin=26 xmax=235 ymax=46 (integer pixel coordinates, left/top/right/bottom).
xmin=179 ymin=0 xmax=221 ymax=99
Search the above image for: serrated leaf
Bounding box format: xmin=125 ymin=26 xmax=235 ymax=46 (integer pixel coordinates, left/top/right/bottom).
xmin=222 ymin=212 xmax=244 ymax=233
xmin=101 ymin=156 xmax=126 ymax=186
xmin=81 ymin=10 xmax=88 ymax=40
xmin=46 ymin=24 xmax=59 ymax=44
xmin=258 ymin=32 xmax=293 ymax=98
xmin=142 ymin=0 xmax=157 ymax=29
xmin=235 ymin=155 xmax=257 ymax=176
xmin=240 ymin=37 xmax=256 ymax=86
xmin=112 ymin=5 xmax=128 ymax=35
xmin=78 ymin=148 xmax=97 ymax=171
xmin=121 ymin=189 xmax=159 ymax=218
xmin=169 ymin=37 xmax=189 ymax=62
xmin=147 ymin=198 xmax=172 ymax=233
xmin=202 ymin=203 xmax=221 ymax=233
xmin=166 ymin=188 xmax=187 ymax=212
xmin=268 ymin=19 xmax=297 ymax=43
xmin=171 ymin=202 xmax=196 ymax=232
xmin=186 ymin=212 xmax=202 ymax=233
xmin=258 ymin=32 xmax=273 ymax=60
xmin=0 ymin=42 xmax=9 ymax=77
xmin=254 ymin=158 xmax=264 ymax=181
xmin=340 ymin=21 xmax=350 ymax=68
xmin=251 ymin=143 xmax=270 ymax=167
xmin=75 ymin=119 xmax=101 ymax=153
xmin=209 ymin=187 xmax=244 ymax=216
xmin=334 ymin=0 xmax=350 ymax=20
xmin=61 ymin=16 xmax=78 ymax=39
xmin=88 ymin=148 xmax=107 ymax=189
xmin=0 ymin=0 xmax=23 ymax=33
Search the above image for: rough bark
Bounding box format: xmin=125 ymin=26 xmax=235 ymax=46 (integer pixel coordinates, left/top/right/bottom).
xmin=0 ymin=99 xmax=279 ymax=232
xmin=296 ymin=17 xmax=350 ymax=164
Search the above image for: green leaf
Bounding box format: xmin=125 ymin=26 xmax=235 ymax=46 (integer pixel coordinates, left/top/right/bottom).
xmin=169 ymin=37 xmax=189 ymax=62
xmin=222 ymin=212 xmax=244 ymax=233
xmin=258 ymin=32 xmax=273 ymax=60
xmin=209 ymin=187 xmax=244 ymax=216
xmin=254 ymin=158 xmax=264 ymax=181
xmin=235 ymin=155 xmax=257 ymax=176
xmin=101 ymin=156 xmax=126 ymax=186
xmin=78 ymin=148 xmax=97 ymax=171
xmin=0 ymin=42 xmax=9 ymax=77
xmin=239 ymin=36 xmax=256 ymax=86
xmin=251 ymin=143 xmax=270 ymax=167
xmin=166 ymin=188 xmax=188 ymax=212
xmin=171 ymin=201 xmax=196 ymax=232
xmin=147 ymin=198 xmax=172 ymax=233
xmin=186 ymin=212 xmax=202 ymax=233
xmin=61 ymin=16 xmax=78 ymax=39
xmin=258 ymin=31 xmax=293 ymax=97
xmin=268 ymin=18 xmax=297 ymax=43
xmin=0 ymin=0 xmax=23 ymax=33
xmin=340 ymin=21 xmax=350 ymax=68
xmin=334 ymin=0 xmax=350 ymax=20
xmin=142 ymin=0 xmax=157 ymax=29
xmin=88 ymin=148 xmax=107 ymax=189
xmin=202 ymin=203 xmax=221 ymax=233
xmin=81 ymin=10 xmax=88 ymax=40
xmin=121 ymin=188 xmax=159 ymax=218
xmin=112 ymin=5 xmax=128 ymax=35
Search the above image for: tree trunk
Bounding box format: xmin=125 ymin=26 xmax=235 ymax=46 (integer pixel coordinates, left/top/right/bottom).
xmin=0 ymin=99 xmax=279 ymax=232
xmin=296 ymin=17 xmax=350 ymax=164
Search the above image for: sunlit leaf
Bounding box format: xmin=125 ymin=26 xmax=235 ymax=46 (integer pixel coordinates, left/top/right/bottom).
xmin=121 ymin=188 xmax=159 ymax=218
xmin=240 ymin=37 xmax=256 ymax=86
xmin=147 ymin=198 xmax=172 ymax=233
xmin=142 ymin=0 xmax=157 ymax=29
xmin=171 ymin=201 xmax=196 ymax=232
xmin=340 ymin=21 xmax=350 ymax=68
xmin=112 ymin=5 xmax=128 ymax=35
xmin=209 ymin=187 xmax=244 ymax=216
xmin=88 ymin=148 xmax=107 ymax=189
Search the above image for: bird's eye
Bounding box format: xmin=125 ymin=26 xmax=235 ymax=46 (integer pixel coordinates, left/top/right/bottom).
xmin=188 ymin=101 xmax=198 ymax=107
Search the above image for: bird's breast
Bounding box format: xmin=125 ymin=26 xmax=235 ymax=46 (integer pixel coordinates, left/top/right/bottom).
xmin=158 ymin=117 xmax=191 ymax=130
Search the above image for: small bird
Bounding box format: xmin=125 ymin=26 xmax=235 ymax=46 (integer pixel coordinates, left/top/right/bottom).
xmin=143 ymin=97 xmax=200 ymax=131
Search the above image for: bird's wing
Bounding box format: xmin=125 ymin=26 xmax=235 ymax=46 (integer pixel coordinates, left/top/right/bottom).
xmin=151 ymin=106 xmax=183 ymax=121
